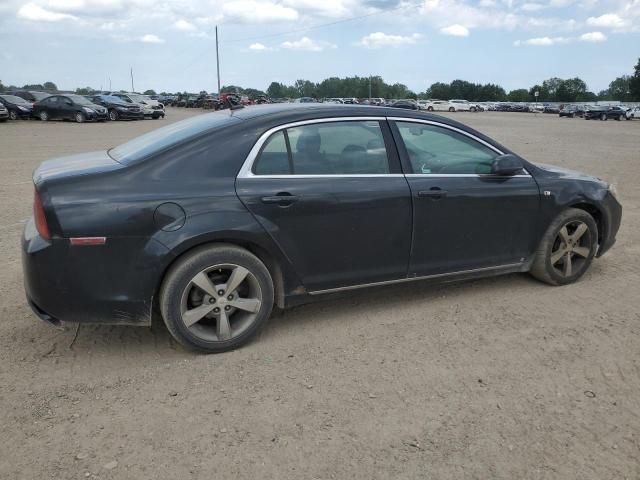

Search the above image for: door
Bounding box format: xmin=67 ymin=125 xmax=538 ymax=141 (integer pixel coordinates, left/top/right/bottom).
xmin=57 ymin=96 xmax=75 ymax=120
xmin=236 ymin=119 xmax=413 ymax=292
xmin=391 ymin=119 xmax=540 ymax=276
xmin=41 ymin=96 xmax=59 ymax=119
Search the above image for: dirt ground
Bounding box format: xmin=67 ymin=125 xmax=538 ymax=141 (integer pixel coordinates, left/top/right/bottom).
xmin=0 ymin=109 xmax=638 ymax=480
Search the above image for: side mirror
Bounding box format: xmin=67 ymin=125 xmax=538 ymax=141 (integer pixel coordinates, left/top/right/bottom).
xmin=491 ymin=154 xmax=524 ymax=176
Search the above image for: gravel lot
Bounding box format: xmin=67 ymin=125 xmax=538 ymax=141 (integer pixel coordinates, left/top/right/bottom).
xmin=1 ymin=109 xmax=638 ymax=480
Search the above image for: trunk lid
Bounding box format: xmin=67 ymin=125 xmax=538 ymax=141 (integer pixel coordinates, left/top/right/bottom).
xmin=33 ymin=150 xmax=124 ymax=186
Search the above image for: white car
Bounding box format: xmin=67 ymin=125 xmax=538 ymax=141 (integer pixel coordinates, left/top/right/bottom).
xmin=448 ymin=99 xmax=472 ymax=112
xmin=109 ymin=92 xmax=165 ymax=119
xmin=422 ymin=100 xmax=454 ymax=112
xmin=625 ymin=106 xmax=640 ymax=120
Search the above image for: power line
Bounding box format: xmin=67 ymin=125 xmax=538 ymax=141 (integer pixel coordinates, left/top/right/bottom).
xmin=220 ymin=1 xmax=422 ymax=45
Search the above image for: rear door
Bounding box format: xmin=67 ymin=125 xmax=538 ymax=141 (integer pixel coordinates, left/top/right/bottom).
xmin=236 ymin=118 xmax=413 ymax=292
xmin=390 ymin=118 xmax=540 ymax=276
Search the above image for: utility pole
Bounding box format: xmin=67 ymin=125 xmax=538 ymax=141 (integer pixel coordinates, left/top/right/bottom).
xmin=369 ymin=75 xmax=372 ymax=103
xmin=109 ymin=77 xmax=112 ymax=91
xmin=130 ymin=67 xmax=134 ymax=92
xmin=215 ymin=26 xmax=221 ymax=95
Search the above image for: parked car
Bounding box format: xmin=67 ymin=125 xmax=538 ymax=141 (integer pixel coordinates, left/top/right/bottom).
xmin=32 ymin=94 xmax=108 ymax=122
xmin=391 ymin=100 xmax=418 ymax=110
xmin=10 ymin=90 xmax=51 ymax=104
xmin=22 ymin=104 xmax=621 ymax=352
xmin=0 ymin=94 xmax=34 ymax=120
xmin=89 ymin=95 xmax=144 ymax=121
xmin=107 ymin=92 xmax=165 ymax=119
xmin=558 ymin=105 xmax=585 ymax=118
xmin=449 ymin=99 xmax=472 ymax=112
xmin=625 ymin=106 xmax=640 ymax=120
xmin=0 ymin=102 xmax=8 ymax=121
xmin=584 ymin=105 xmax=625 ymax=121
xmin=424 ymin=100 xmax=457 ymax=112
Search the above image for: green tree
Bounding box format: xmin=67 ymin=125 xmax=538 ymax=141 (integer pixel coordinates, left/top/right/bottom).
xmin=75 ymin=87 xmax=95 ymax=95
xmin=507 ymin=89 xmax=529 ymax=102
xmin=143 ymin=89 xmax=157 ymax=95
xmin=628 ymin=58 xmax=640 ymax=100
xmin=43 ymin=81 xmax=58 ymax=92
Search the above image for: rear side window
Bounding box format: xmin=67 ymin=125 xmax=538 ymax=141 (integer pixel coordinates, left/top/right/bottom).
xmin=252 ymin=121 xmax=390 ymax=175
xmin=109 ymin=112 xmax=241 ymax=165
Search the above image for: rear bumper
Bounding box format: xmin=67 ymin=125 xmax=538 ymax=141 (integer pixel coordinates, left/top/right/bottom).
xmin=119 ymin=111 xmax=144 ymax=120
xmin=21 ymin=218 xmax=172 ymax=325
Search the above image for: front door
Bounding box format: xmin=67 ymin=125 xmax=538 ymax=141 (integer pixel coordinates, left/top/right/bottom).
xmin=236 ymin=118 xmax=412 ymax=292
xmin=391 ymin=119 xmax=541 ymax=276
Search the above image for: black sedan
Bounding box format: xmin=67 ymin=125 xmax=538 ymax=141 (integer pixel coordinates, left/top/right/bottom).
xmin=89 ymin=95 xmax=144 ymax=121
xmin=558 ymin=105 xmax=585 ymax=118
xmin=32 ymin=94 xmax=108 ymax=123
xmin=584 ymin=106 xmax=625 ymax=121
xmin=391 ymin=100 xmax=419 ymax=110
xmin=22 ymin=104 xmax=622 ymax=352
xmin=0 ymin=94 xmax=34 ymax=120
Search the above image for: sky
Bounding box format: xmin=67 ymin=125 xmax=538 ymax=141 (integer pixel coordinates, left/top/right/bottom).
xmin=0 ymin=0 xmax=638 ymax=94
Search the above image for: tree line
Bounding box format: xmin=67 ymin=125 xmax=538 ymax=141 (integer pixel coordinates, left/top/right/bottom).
xmin=2 ymin=58 xmax=638 ymax=102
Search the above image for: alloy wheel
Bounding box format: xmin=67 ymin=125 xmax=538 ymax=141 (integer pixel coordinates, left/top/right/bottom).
xmin=9 ymin=110 xmax=18 ymax=120
xmin=180 ymin=264 xmax=262 ymax=342
xmin=109 ymin=110 xmax=118 ymax=121
xmin=550 ymin=221 xmax=592 ymax=278
xmin=75 ymin=112 xmax=85 ymax=123
xmin=39 ymin=111 xmax=48 ymax=121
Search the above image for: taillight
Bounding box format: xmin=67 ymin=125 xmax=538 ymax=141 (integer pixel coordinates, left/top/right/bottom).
xmin=33 ymin=189 xmax=50 ymax=240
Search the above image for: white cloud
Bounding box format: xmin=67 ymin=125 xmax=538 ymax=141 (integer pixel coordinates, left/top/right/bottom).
xmin=440 ymin=24 xmax=470 ymax=36
xmin=515 ymin=36 xmax=570 ymax=46
xmin=357 ymin=32 xmax=421 ymax=48
xmin=282 ymin=0 xmax=350 ymax=18
xmin=579 ymin=31 xmax=607 ymax=42
xmin=249 ymin=42 xmax=268 ymax=50
xmin=140 ymin=34 xmax=164 ymax=43
xmin=478 ymin=0 xmax=496 ymax=6
xmin=520 ymin=3 xmax=546 ymax=12
xmin=586 ymin=13 xmax=628 ymax=28
xmin=281 ymin=36 xmax=335 ymax=51
xmin=222 ymin=0 xmax=299 ymax=23
xmin=174 ymin=19 xmax=196 ymax=31
xmin=17 ymin=2 xmax=78 ymax=22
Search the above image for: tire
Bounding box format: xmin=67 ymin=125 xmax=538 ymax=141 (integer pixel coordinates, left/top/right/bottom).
xmin=529 ymin=208 xmax=598 ymax=286
xmin=9 ymin=110 xmax=18 ymax=121
xmin=614 ymin=116 xmax=620 ymax=121
xmin=470 ymin=107 xmax=476 ymax=112
xmin=427 ymin=106 xmax=434 ymax=111
xmin=75 ymin=112 xmax=85 ymax=123
xmin=160 ymin=244 xmax=275 ymax=353
xmin=39 ymin=111 xmax=49 ymax=121
xmin=600 ymin=113 xmax=607 ymax=121
xmin=109 ymin=109 xmax=118 ymax=121
xmin=448 ymin=107 xmax=455 ymax=112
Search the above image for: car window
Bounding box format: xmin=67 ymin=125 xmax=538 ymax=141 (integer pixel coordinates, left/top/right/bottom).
xmin=396 ymin=121 xmax=497 ymax=175
xmin=253 ymin=121 xmax=390 ymax=175
xmin=253 ymin=131 xmax=290 ymax=175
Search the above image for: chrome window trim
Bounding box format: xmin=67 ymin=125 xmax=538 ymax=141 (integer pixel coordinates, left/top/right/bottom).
xmin=387 ymin=116 xmax=532 ymax=177
xmin=308 ymin=261 xmax=525 ymax=295
xmin=405 ymin=173 xmax=532 ymax=178
xmin=237 ymin=116 xmax=391 ymax=179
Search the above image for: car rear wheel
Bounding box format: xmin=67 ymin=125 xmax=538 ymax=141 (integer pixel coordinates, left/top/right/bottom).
xmin=9 ymin=110 xmax=18 ymax=120
xmin=75 ymin=112 xmax=85 ymax=123
xmin=160 ymin=244 xmax=274 ymax=353
xmin=39 ymin=111 xmax=49 ymax=121
xmin=448 ymin=107 xmax=455 ymax=112
xmin=600 ymin=113 xmax=607 ymax=121
xmin=109 ymin=109 xmax=118 ymax=121
xmin=427 ymin=106 xmax=434 ymax=111
xmin=530 ymin=208 xmax=598 ymax=286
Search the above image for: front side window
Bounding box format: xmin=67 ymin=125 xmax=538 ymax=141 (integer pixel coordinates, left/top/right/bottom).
xmin=252 ymin=120 xmax=390 ymax=175
xmin=395 ymin=121 xmax=498 ymax=175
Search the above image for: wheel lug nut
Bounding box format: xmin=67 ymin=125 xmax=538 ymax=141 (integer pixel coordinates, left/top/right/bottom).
xmin=217 ymin=290 xmax=224 ymax=296
xmin=227 ymin=294 xmax=233 ymax=300
xmin=213 ymin=307 xmax=220 ymax=313
xmin=224 ymin=306 xmax=230 ymax=311
xmin=209 ymin=298 xmax=215 ymax=304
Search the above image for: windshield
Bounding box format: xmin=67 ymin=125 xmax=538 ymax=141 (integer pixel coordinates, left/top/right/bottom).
xmin=66 ymin=95 xmax=93 ymax=105
xmin=128 ymin=94 xmax=147 ymax=103
xmin=108 ymin=111 xmax=241 ymax=165
xmin=100 ymin=95 xmax=127 ymax=104
xmin=0 ymin=95 xmax=29 ymax=104
xmin=31 ymin=92 xmax=50 ymax=101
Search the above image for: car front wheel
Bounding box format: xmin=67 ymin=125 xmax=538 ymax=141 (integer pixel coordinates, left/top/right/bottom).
xmin=9 ymin=110 xmax=18 ymax=120
xmin=160 ymin=244 xmax=274 ymax=353
xmin=530 ymin=208 xmax=598 ymax=286
xmin=75 ymin=112 xmax=85 ymax=123
xmin=109 ymin=109 xmax=118 ymax=121
xmin=39 ymin=111 xmax=49 ymax=121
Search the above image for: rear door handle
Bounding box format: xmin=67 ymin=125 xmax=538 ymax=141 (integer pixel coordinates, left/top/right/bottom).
xmin=261 ymin=193 xmax=298 ymax=206
xmin=418 ymin=189 xmax=448 ymax=198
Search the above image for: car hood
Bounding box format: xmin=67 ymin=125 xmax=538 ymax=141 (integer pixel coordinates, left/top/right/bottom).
xmin=34 ymin=150 xmax=123 ymax=186
xmin=535 ymin=163 xmax=605 ymax=184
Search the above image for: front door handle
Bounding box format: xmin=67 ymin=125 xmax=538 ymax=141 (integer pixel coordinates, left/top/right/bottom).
xmin=418 ymin=188 xmax=448 ymax=199
xmin=261 ymin=193 xmax=298 ymax=206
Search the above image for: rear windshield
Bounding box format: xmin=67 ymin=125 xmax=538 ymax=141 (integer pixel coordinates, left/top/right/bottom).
xmin=108 ymin=111 xmax=241 ymax=165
